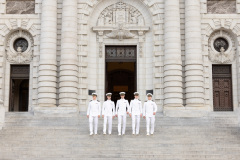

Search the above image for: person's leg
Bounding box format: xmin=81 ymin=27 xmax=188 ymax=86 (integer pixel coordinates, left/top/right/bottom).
xmin=132 ymin=115 xmax=136 ymax=134
xmin=89 ymin=116 xmax=93 ymax=135
xmin=150 ymin=116 xmax=155 ymax=134
xmin=146 ymin=116 xmax=150 ymax=135
xmin=94 ymin=116 xmax=98 ymax=134
xmin=122 ymin=115 xmax=126 ymax=134
xmin=103 ymin=116 xmax=107 ymax=134
xmin=136 ymin=115 xmax=140 ymax=134
xmin=108 ymin=116 xmax=112 ymax=134
xmin=118 ymin=115 xmax=122 ymax=135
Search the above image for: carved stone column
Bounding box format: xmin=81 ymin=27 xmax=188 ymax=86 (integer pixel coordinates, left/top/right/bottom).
xmin=185 ymin=0 xmax=204 ymax=107
xmin=164 ymin=0 xmax=183 ymax=108
xmin=38 ymin=0 xmax=58 ymax=107
xmin=59 ymin=0 xmax=78 ymax=107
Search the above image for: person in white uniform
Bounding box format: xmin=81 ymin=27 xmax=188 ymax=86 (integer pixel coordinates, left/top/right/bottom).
xmin=87 ymin=93 xmax=101 ymax=136
xmin=102 ymin=93 xmax=115 ymax=135
xmin=129 ymin=92 xmax=142 ymax=135
xmin=116 ymin=92 xmax=130 ymax=136
xmin=143 ymin=93 xmax=157 ymax=136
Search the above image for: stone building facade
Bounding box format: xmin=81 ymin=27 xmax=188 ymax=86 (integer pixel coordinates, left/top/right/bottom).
xmin=0 ymin=0 xmax=240 ymax=118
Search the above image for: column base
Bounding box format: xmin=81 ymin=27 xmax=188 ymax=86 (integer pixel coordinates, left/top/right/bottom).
xmin=0 ymin=105 xmax=5 ymax=130
xmin=164 ymin=106 xmax=208 ymax=117
xmin=34 ymin=107 xmax=78 ymax=117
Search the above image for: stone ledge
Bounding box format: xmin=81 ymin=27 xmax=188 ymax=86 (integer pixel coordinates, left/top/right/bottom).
xmin=164 ymin=107 xmax=208 ymax=117
xmin=34 ymin=107 xmax=79 ymax=117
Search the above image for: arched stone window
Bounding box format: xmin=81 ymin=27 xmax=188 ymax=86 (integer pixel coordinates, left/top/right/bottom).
xmin=6 ymin=0 xmax=35 ymax=14
xmin=207 ymin=0 xmax=236 ymax=14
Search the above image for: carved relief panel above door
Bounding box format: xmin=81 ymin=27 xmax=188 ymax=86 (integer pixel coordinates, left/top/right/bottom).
xmin=93 ymin=2 xmax=150 ymax=58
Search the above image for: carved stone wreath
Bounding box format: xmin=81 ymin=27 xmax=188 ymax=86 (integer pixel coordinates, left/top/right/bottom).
xmin=208 ymin=30 xmax=236 ymax=64
xmin=6 ymin=30 xmax=34 ymax=64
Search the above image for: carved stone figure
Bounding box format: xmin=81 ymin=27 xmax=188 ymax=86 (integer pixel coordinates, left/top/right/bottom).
xmin=6 ymin=30 xmax=34 ymax=64
xmin=208 ymin=31 xmax=236 ymax=64
xmin=106 ymin=23 xmax=136 ymax=40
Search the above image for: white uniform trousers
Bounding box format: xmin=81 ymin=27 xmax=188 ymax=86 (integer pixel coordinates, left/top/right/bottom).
xmin=103 ymin=116 xmax=112 ymax=134
xmin=118 ymin=115 xmax=126 ymax=134
xmin=132 ymin=115 xmax=140 ymax=134
xmin=146 ymin=116 xmax=155 ymax=134
xmin=89 ymin=116 xmax=98 ymax=134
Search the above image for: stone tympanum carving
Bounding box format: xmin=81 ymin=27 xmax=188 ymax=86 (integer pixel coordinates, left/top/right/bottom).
xmin=97 ymin=2 xmax=145 ymax=26
xmin=93 ymin=2 xmax=150 ymax=57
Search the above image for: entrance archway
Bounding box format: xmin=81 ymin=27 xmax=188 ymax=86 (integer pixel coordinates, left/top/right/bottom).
xmin=105 ymin=46 xmax=137 ymax=104
xmin=9 ymin=65 xmax=30 ymax=112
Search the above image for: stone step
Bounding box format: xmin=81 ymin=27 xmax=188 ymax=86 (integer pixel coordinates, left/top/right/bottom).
xmin=0 ymin=112 xmax=239 ymax=160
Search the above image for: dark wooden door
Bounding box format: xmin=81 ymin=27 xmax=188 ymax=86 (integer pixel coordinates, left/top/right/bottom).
xmin=212 ymin=65 xmax=233 ymax=111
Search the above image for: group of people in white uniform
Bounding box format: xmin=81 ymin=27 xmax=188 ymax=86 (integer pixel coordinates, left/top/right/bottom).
xmin=87 ymin=92 xmax=157 ymax=136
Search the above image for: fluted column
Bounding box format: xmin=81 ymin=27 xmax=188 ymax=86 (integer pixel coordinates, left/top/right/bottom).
xmin=185 ymin=0 xmax=204 ymax=107
xmin=164 ymin=0 xmax=183 ymax=107
xmin=59 ymin=0 xmax=78 ymax=107
xmin=38 ymin=0 xmax=57 ymax=107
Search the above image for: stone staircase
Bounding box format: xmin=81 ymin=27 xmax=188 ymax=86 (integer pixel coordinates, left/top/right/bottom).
xmin=0 ymin=112 xmax=240 ymax=160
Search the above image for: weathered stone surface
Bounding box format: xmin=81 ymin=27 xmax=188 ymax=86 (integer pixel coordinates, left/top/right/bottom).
xmin=207 ymin=0 xmax=236 ymax=14
xmin=6 ymin=0 xmax=35 ymax=14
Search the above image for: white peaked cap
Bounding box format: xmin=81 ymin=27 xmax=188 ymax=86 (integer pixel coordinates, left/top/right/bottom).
xmin=147 ymin=93 xmax=153 ymax=97
xmin=106 ymin=93 xmax=112 ymax=96
xmin=92 ymin=93 xmax=98 ymax=96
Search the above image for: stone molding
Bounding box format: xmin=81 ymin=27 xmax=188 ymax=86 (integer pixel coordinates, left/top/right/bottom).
xmin=5 ymin=30 xmax=33 ymax=64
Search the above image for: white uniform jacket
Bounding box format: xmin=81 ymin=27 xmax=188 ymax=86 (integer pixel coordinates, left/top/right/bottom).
xmin=116 ymin=99 xmax=129 ymax=116
xmin=143 ymin=100 xmax=157 ymax=117
xmin=129 ymin=99 xmax=142 ymax=116
xmin=102 ymin=100 xmax=115 ymax=116
xmin=87 ymin=100 xmax=101 ymax=117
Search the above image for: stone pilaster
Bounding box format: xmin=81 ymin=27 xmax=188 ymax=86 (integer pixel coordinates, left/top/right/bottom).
xmin=38 ymin=0 xmax=57 ymax=107
xmin=59 ymin=0 xmax=78 ymax=108
xmin=163 ymin=0 xmax=183 ymax=108
xmin=185 ymin=0 xmax=204 ymax=108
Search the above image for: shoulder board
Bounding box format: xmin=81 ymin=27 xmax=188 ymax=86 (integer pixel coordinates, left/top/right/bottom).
xmin=152 ymin=100 xmax=154 ymax=102
xmin=97 ymin=100 xmax=100 ymax=102
xmin=90 ymin=100 xmax=92 ymax=102
xmin=145 ymin=101 xmax=147 ymax=102
xmin=139 ymin=99 xmax=141 ymax=101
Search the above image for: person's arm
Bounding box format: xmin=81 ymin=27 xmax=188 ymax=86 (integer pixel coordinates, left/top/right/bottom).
xmin=102 ymin=102 xmax=105 ymax=118
xmin=140 ymin=101 xmax=143 ymax=117
xmin=112 ymin=102 xmax=116 ymax=117
xmin=126 ymin=100 xmax=130 ymax=114
xmin=129 ymin=100 xmax=132 ymax=115
xmin=98 ymin=102 xmax=101 ymax=118
xmin=153 ymin=102 xmax=157 ymax=115
xmin=143 ymin=102 xmax=146 ymax=118
xmin=87 ymin=102 xmax=91 ymax=118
